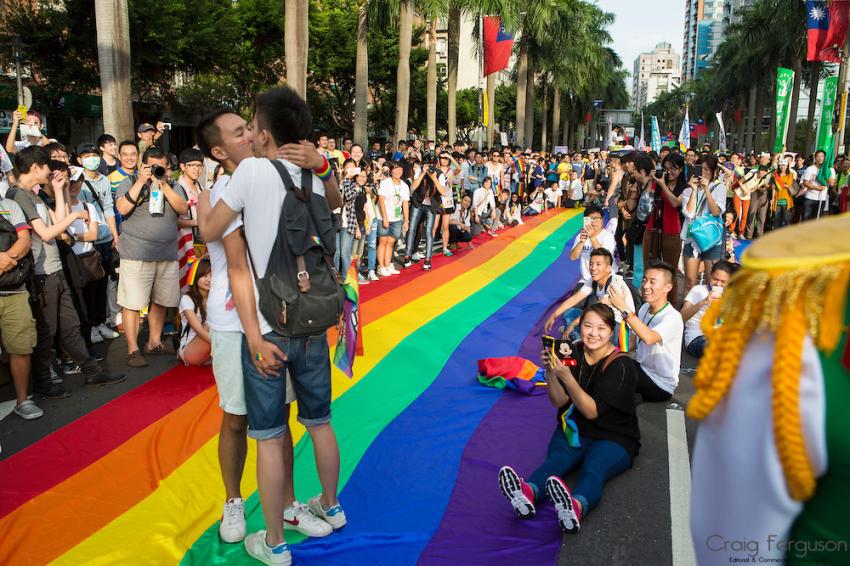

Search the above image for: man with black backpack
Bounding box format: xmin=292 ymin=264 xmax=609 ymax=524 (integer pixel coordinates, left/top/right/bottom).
xmin=8 ymin=146 xmax=126 ymax=400
xmin=0 ymin=193 xmax=39 ymax=419
xmin=199 ymin=86 xmax=345 ymax=565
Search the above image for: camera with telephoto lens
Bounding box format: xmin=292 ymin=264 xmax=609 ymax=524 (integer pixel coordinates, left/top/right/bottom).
xmin=152 ymin=165 xmax=167 ymax=179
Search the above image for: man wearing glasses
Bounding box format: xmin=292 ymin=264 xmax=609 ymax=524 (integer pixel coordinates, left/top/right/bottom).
xmin=568 ymin=204 xmax=617 ymax=285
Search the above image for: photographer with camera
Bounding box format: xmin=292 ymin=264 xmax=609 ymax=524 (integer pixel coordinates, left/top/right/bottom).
xmin=115 ymin=147 xmax=189 ymax=368
xmin=403 ymin=161 xmax=445 ymax=271
xmin=5 ymin=109 xmax=49 ymax=155
xmin=137 ymin=122 xmax=167 ymax=160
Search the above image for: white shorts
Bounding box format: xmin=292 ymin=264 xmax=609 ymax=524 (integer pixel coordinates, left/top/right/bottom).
xmin=210 ymin=330 xmax=295 ymax=416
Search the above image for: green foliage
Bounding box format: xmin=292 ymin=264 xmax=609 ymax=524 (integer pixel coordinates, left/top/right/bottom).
xmin=494 ymin=83 xmax=516 ymax=127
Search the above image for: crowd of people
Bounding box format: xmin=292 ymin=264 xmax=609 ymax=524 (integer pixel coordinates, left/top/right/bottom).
xmin=2 ymin=90 xmax=847 ymax=563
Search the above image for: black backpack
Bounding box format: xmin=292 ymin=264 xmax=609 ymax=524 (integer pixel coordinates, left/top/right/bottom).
xmin=246 ymin=160 xmax=344 ymax=337
xmin=0 ymin=190 xmax=34 ymax=291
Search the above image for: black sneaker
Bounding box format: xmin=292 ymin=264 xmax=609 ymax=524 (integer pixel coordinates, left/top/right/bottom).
xmin=34 ymin=383 xmax=71 ymax=399
xmin=85 ymin=370 xmax=127 ymax=387
xmin=403 ymin=256 xmax=412 ymax=268
xmin=423 ymin=260 xmax=431 ymax=271
xmin=61 ymin=361 xmax=82 ymax=375
xmin=88 ymin=348 xmax=105 ymax=362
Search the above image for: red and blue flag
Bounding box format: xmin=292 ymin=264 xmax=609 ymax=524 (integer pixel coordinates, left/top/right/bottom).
xmin=483 ymin=16 xmax=513 ymax=76
xmin=807 ymin=0 xmax=849 ymax=63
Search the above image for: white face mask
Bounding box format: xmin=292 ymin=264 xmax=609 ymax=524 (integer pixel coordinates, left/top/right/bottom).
xmin=81 ymin=156 xmax=101 ymax=171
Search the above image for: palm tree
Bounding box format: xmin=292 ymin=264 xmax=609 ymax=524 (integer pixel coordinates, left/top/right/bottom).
xmin=426 ymin=16 xmax=438 ymax=141
xmin=354 ymin=0 xmax=369 ymax=147
xmin=95 ymin=0 xmax=134 ymax=140
xmin=446 ymin=6 xmax=461 ymax=144
xmin=394 ymin=0 xmax=414 ymax=143
xmin=284 ymin=0 xmax=309 ymax=98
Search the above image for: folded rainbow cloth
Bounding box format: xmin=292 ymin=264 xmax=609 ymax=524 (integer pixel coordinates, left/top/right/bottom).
xmin=477 ymin=355 xmax=546 ymax=395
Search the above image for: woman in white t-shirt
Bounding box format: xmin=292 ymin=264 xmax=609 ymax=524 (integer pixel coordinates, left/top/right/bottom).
xmin=680 ymin=155 xmax=726 ymax=299
xmin=376 ymin=162 xmax=410 ymax=277
xmin=67 ymin=168 xmax=107 ymax=350
xmin=179 ymin=258 xmax=212 ymax=366
xmin=523 ymin=186 xmax=546 ymax=216
xmin=504 ymin=192 xmax=523 ymax=227
xmin=449 ymin=193 xmax=475 ymax=249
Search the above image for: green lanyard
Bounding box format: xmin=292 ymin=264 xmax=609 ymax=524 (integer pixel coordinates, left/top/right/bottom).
xmin=637 ymin=303 xmax=669 ymax=345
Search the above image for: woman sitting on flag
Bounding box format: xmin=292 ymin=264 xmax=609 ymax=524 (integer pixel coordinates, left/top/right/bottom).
xmin=498 ymin=303 xmax=640 ymax=534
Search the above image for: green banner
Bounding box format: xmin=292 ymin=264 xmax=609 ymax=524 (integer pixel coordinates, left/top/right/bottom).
xmin=817 ymin=76 xmax=839 ymax=152
xmin=773 ymin=67 xmax=794 ymax=153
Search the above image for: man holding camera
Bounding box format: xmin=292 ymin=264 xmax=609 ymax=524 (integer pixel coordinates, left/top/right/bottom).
xmin=115 ymin=147 xmax=189 ymax=368
xmin=137 ymin=122 xmax=167 ymax=160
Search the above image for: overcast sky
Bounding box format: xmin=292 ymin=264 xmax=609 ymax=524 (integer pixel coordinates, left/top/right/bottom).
xmin=594 ymin=0 xmax=685 ymax=78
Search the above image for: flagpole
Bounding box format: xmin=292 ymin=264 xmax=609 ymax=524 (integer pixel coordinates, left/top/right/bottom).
xmin=478 ymin=13 xmax=485 ymax=150
xmin=835 ymin=9 xmax=850 ymax=156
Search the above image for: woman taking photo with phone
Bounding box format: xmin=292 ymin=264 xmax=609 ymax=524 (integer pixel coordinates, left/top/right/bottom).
xmin=403 ymin=164 xmax=445 ymax=271
xmin=498 ymin=304 xmax=640 ymax=535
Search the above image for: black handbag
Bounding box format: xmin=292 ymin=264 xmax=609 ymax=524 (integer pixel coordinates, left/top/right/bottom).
xmin=59 ymin=237 xmax=105 ymax=288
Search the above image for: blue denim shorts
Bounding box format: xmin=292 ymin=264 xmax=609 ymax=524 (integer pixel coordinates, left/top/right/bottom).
xmin=378 ymin=220 xmax=403 ymax=240
xmin=683 ymin=241 xmax=723 ymax=261
xmin=242 ymin=332 xmax=332 ymax=440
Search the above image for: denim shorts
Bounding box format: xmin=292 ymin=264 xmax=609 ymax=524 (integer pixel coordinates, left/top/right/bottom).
xmin=242 ymin=331 xmax=332 ymax=440
xmin=378 ymin=220 xmax=403 ymax=239
xmin=683 ymin=241 xmax=723 ymax=261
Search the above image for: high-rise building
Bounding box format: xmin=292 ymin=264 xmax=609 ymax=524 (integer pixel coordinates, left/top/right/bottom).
xmin=632 ymin=43 xmax=681 ymax=111
xmin=682 ymin=0 xmax=754 ymax=80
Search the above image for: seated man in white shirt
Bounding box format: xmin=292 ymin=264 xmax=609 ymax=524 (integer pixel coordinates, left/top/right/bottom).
xmin=608 ymin=261 xmax=683 ymax=402
xmin=569 ymin=205 xmax=618 ymax=286
xmin=543 ymin=247 xmax=634 ymax=348
xmin=681 ymin=260 xmax=738 ymax=358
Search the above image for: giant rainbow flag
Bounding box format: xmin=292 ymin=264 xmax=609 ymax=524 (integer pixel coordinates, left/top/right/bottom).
xmin=0 ymin=209 xmax=584 ymax=565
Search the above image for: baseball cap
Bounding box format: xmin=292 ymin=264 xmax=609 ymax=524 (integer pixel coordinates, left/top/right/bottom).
xmin=137 ymin=123 xmax=157 ymax=133
xmin=76 ymin=143 xmax=100 ymax=156
xmin=69 ymin=166 xmax=84 ymax=182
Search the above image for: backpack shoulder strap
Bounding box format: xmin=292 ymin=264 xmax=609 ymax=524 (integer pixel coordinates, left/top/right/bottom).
xmin=83 ymin=179 xmax=106 ymax=214
xmin=602 ymin=350 xmax=629 ymax=373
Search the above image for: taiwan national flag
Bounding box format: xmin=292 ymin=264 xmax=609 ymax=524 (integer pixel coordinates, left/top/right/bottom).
xmin=807 ymin=0 xmax=849 ymax=63
xmin=483 ymin=16 xmax=513 ymax=76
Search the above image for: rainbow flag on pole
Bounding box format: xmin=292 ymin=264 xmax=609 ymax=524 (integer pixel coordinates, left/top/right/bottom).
xmin=333 ymin=262 xmax=360 ymax=377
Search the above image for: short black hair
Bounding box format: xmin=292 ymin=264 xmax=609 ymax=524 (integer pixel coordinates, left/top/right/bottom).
xmin=44 ymin=141 xmax=66 ymax=156
xmin=179 ymin=147 xmax=205 ymax=165
xmin=711 ymin=260 xmax=740 ymax=277
xmin=196 ymin=107 xmax=238 ymax=160
xmin=254 ymin=87 xmax=312 ymax=146
xmin=646 ymin=260 xmax=676 ymax=284
xmin=633 ymin=152 xmax=654 ymax=175
xmin=15 ymin=145 xmax=49 ymax=173
xmin=48 ymin=159 xmax=70 ymax=175
xmin=815 ymin=149 xmax=826 ymax=158
xmin=97 ymin=134 xmax=116 ymax=148
xmin=142 ymin=146 xmax=167 ymax=164
xmin=589 ymin=247 xmax=614 ymax=265
xmin=118 ymin=140 xmax=138 ymax=154
xmin=584 ymin=204 xmax=604 ymax=218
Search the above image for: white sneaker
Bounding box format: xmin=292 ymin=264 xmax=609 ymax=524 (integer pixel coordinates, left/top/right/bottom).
xmin=90 ymin=328 xmax=104 ymax=344
xmin=368 ymin=270 xmax=380 ymax=281
xmin=307 ymin=495 xmax=347 ymax=530
xmin=97 ymin=323 xmax=120 ymax=339
xmin=389 ymin=266 xmax=401 ymax=275
xmin=14 ymin=399 xmax=43 ymax=420
xmin=244 ymin=531 xmax=291 ymax=565
xmin=219 ymin=498 xmax=247 ymax=543
xmin=377 ymin=267 xmax=389 ymax=277
xmin=412 ymin=252 xmax=424 ymax=261
xmin=284 ymin=501 xmax=333 ymax=537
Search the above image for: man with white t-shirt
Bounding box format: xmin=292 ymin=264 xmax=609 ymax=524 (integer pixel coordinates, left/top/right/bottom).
xmin=198 ymin=89 xmax=344 ymax=565
xmin=681 ymin=260 xmax=737 ymax=358
xmin=799 ymin=149 xmax=835 ymax=221
xmin=569 ymin=205 xmax=617 ymax=285
xmin=196 ymin=108 xmax=337 ymax=547
xmin=609 ymin=261 xmax=683 ymax=402
xmin=376 ymin=162 xmax=410 ymax=276
xmin=543 ymin=248 xmax=634 ymax=347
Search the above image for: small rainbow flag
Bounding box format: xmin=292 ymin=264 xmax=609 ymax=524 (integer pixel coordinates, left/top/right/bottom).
xmin=333 ymin=262 xmax=360 ymax=377
xmin=618 ymin=320 xmax=630 ymax=353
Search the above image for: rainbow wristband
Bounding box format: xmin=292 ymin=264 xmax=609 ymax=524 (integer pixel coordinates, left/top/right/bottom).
xmin=315 ymin=157 xmax=332 ymax=181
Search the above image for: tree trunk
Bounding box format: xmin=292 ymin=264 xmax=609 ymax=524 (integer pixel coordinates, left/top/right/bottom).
xmin=786 ymin=58 xmax=802 ymax=151
xmin=524 ymin=64 xmax=535 ymax=150
xmin=426 ymin=18 xmax=437 ymax=142
xmin=753 ymin=85 xmax=766 ymax=152
xmin=540 ymin=81 xmax=548 ymax=151
xmin=447 ymin=7 xmax=460 ymax=145
xmin=806 ymin=62 xmax=821 ymax=153
xmin=562 ymin=108 xmax=569 ymax=146
xmin=735 ymin=95 xmax=746 ymax=152
xmin=745 ymin=85 xmax=758 ymax=151
xmin=95 ymin=0 xmax=134 ymax=141
xmin=486 ymin=73 xmax=496 ymax=148
xmin=353 ymin=2 xmax=369 ymax=147
xmin=284 ymin=0 xmax=309 ymax=98
xmin=515 ymin=39 xmax=528 ymax=147
xmin=394 ymin=0 xmax=413 ymax=143
xmin=551 ymin=85 xmax=561 ymax=150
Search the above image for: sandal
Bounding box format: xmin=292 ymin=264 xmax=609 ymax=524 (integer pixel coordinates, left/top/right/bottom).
xmin=127 ymin=350 xmax=149 ymax=368
xmin=145 ymin=343 xmax=173 ymax=356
